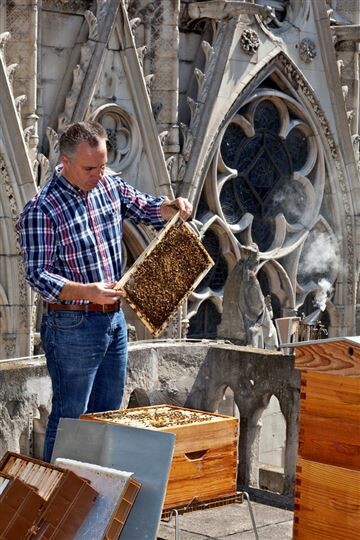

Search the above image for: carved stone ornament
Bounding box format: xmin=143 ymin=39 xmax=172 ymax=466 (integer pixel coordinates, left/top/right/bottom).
xmin=240 ymin=29 xmax=260 ymax=55
xmin=299 ymin=38 xmax=317 ymax=63
xmin=90 ymin=104 xmax=141 ymax=173
xmin=278 ymin=53 xmax=355 ymax=304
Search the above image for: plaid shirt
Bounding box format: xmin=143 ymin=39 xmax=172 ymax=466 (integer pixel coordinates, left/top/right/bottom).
xmin=17 ymin=169 xmax=167 ymax=303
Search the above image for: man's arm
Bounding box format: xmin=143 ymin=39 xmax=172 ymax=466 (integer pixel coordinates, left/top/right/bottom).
xmin=116 ymin=178 xmax=192 ymax=228
xmin=58 ymin=281 xmax=123 ymax=304
xmin=17 ymin=206 xmax=123 ymax=304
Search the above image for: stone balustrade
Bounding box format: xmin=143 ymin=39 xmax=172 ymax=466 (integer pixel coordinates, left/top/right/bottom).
xmin=0 ymin=341 xmax=299 ymax=500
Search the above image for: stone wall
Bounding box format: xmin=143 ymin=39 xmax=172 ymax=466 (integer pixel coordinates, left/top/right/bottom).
xmin=0 ymin=342 xmax=299 ymax=497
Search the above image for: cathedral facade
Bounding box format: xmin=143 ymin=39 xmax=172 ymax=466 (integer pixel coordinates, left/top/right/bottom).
xmin=0 ymin=0 xmax=359 ymax=359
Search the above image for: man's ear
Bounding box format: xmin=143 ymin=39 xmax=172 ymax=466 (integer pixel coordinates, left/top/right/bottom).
xmin=60 ymin=154 xmax=70 ymax=168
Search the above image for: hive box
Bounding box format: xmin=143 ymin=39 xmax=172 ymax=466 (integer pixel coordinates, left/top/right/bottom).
xmin=287 ymin=337 xmax=360 ymax=540
xmin=81 ymin=405 xmax=239 ymax=509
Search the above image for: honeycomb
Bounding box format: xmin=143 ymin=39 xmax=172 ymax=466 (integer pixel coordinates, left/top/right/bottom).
xmin=116 ymin=215 xmax=213 ymax=336
xmin=87 ymin=406 xmax=219 ymax=429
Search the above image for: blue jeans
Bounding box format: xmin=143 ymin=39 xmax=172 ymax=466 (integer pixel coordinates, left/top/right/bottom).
xmin=41 ymin=309 xmax=128 ymax=462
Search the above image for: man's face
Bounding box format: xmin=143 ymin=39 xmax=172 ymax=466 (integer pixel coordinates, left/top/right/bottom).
xmin=60 ymin=139 xmax=108 ymax=192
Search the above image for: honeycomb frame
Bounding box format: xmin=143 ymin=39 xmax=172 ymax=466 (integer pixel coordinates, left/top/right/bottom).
xmin=115 ymin=213 xmax=214 ymax=336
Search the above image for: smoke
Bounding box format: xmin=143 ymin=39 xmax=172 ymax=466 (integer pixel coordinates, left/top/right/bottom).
xmin=299 ymin=231 xmax=340 ymax=277
xmin=270 ymin=182 xmax=306 ymax=223
xmin=314 ymin=278 xmax=333 ymax=311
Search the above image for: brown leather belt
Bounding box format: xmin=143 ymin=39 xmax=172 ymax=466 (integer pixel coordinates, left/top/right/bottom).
xmin=46 ymin=301 xmax=121 ymax=313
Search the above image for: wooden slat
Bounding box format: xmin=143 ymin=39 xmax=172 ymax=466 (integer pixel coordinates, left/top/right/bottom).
xmin=299 ymin=412 xmax=360 ymax=470
xmin=295 ymin=341 xmax=360 ymax=376
xmin=300 ymin=372 xmax=360 ymax=423
xmin=294 ymin=458 xmax=360 ymax=539
xmin=299 ymin=371 xmax=360 ymax=470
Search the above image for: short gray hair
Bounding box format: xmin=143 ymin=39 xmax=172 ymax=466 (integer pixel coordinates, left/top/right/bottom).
xmin=59 ymin=121 xmax=107 ymax=158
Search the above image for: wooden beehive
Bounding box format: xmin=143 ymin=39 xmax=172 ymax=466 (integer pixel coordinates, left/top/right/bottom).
xmin=294 ymin=459 xmax=360 ymax=539
xmin=81 ymin=405 xmax=239 ymax=509
xmin=114 ymin=213 xmax=214 ymax=336
xmin=0 ymin=452 xmax=98 ymax=539
xmin=288 ymin=337 xmax=360 ymax=540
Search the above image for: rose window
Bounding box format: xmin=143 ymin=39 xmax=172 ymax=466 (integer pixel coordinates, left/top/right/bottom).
xmin=218 ymin=95 xmax=319 ymax=254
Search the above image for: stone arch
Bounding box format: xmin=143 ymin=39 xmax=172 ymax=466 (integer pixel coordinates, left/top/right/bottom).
xmin=259 ymin=395 xmax=286 ymax=492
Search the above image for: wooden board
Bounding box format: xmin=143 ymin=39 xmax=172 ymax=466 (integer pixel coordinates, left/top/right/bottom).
xmin=299 ymin=371 xmax=360 ymax=470
xmin=114 ymin=213 xmax=214 ymax=336
xmin=81 ymin=405 xmax=239 ymax=509
xmin=294 ymin=340 xmax=360 ymax=376
xmin=293 ymin=458 xmax=360 ymax=539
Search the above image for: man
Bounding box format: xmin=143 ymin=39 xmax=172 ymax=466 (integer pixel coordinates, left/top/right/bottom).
xmin=17 ymin=121 xmax=192 ymax=461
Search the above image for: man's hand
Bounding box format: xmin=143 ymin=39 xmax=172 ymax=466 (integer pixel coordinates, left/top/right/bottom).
xmin=59 ymin=281 xmax=125 ymax=304
xmin=160 ymin=197 xmax=193 ymax=222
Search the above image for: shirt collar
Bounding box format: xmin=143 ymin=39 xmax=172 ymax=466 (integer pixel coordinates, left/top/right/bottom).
xmin=54 ymin=165 xmax=87 ymax=197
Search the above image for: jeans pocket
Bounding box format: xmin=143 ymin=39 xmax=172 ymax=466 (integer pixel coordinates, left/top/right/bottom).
xmin=48 ymin=311 xmax=85 ymax=329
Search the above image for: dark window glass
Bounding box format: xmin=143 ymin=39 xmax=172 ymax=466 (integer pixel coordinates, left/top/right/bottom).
xmin=188 ymin=300 xmax=221 ymax=339
xmin=196 ymin=231 xmax=228 ymax=292
xmin=220 ymin=123 xmax=245 ymax=168
xmin=254 ymin=100 xmax=281 ymax=133
xmin=286 ymin=128 xmax=308 ymax=171
xmin=220 ymin=99 xmax=309 ymax=249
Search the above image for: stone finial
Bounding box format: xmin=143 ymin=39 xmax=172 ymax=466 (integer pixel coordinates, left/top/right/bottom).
xmin=299 ymin=38 xmax=317 ymax=63
xmin=201 ymin=41 xmax=214 ymax=67
xmin=187 ymin=97 xmax=198 ymax=126
xmin=46 ymin=126 xmax=60 ymax=167
xmin=194 ymin=68 xmax=206 ymax=95
xmin=84 ymin=10 xmax=98 ymax=41
xmin=159 ymin=130 xmax=169 ymax=146
xmin=240 ymin=29 xmax=260 ymax=55
xmin=145 ymin=74 xmax=154 ymax=95
xmin=137 ymin=46 xmax=147 ymax=69
xmin=15 ymin=95 xmax=27 ymax=117
xmin=0 ymin=32 xmax=11 ymax=56
xmin=6 ymin=63 xmax=18 ymax=88
xmin=130 ymin=17 xmax=141 ymax=32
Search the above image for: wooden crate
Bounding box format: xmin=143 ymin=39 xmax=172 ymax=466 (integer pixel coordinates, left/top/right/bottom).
xmin=0 ymin=473 xmax=46 ymax=539
xmin=299 ymin=371 xmax=360 ymax=470
xmin=294 ymin=337 xmax=360 ymax=376
xmin=293 ymin=458 xmax=360 ymax=539
xmin=114 ymin=213 xmax=214 ymax=336
xmin=81 ymin=405 xmax=239 ymax=509
xmin=0 ymin=452 xmax=98 ymax=539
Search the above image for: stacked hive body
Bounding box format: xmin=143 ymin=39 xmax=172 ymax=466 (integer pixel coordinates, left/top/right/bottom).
xmin=0 ymin=452 xmax=98 ymax=539
xmin=291 ymin=337 xmax=360 ymax=539
xmin=81 ymin=405 xmax=239 ymax=509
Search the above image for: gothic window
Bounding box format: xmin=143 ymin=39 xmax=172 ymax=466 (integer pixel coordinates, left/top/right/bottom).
xmin=196 ymin=230 xmax=229 ymax=293
xmin=188 ymin=300 xmax=221 ymax=339
xmin=220 ymin=98 xmax=313 ymax=251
